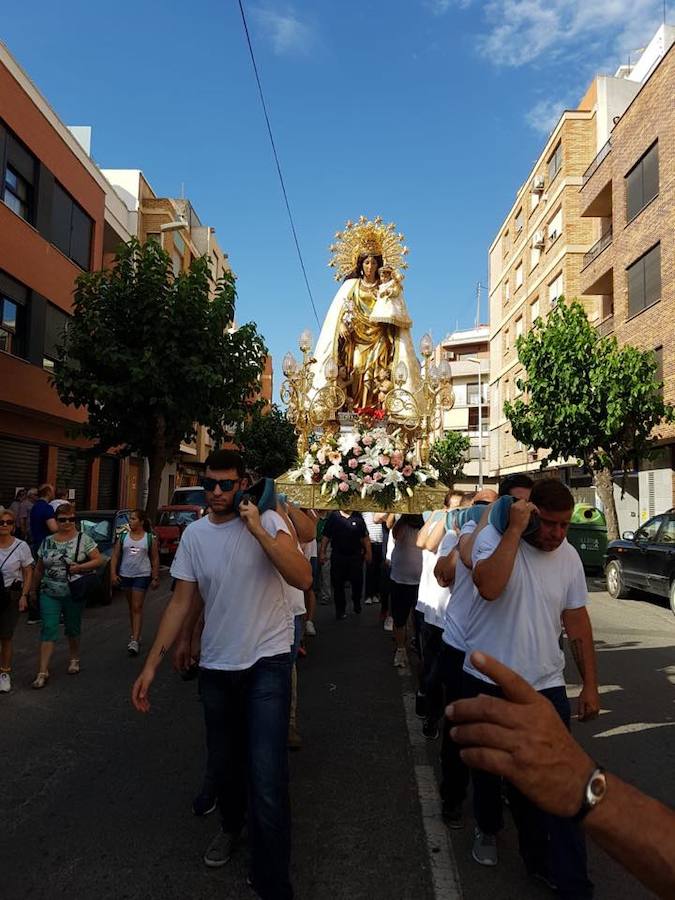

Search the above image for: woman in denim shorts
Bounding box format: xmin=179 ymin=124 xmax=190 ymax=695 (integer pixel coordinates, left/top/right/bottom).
xmin=111 ymin=510 xmax=159 ymax=657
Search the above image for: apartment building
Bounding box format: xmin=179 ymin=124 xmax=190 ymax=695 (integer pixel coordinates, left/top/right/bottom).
xmin=579 ymin=25 xmax=675 ymax=524
xmin=435 ymin=326 xmax=495 ymax=491
xmin=0 ymin=42 xmax=132 ymax=509
xmin=487 ymin=26 xmax=675 ymax=508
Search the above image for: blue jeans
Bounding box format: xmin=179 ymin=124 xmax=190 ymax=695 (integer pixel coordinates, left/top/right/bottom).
xmin=462 ymin=671 xmax=593 ymax=897
xmin=199 ymin=654 xmax=293 ymax=900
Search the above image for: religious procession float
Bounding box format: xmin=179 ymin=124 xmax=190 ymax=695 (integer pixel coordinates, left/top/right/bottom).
xmin=276 ymin=216 xmax=455 ymax=512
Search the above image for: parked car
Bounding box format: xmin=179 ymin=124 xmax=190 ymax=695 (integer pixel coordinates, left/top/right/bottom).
xmin=604 ymin=509 xmax=675 ymax=614
xmin=170 ymin=485 xmax=207 ymax=510
xmin=155 ymin=504 xmax=203 ymax=559
xmin=75 ymin=509 xmax=132 ymax=604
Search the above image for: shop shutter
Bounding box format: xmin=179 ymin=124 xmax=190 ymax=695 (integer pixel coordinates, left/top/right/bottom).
xmin=56 ymin=448 xmax=89 ymax=510
xmin=0 ymin=438 xmax=42 ymax=506
xmin=97 ymin=456 xmax=119 ymax=509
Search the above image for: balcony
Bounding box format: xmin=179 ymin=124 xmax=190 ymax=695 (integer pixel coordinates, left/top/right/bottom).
xmin=582 ymin=139 xmax=612 ymax=186
xmin=582 ymin=226 xmax=613 ymax=270
xmin=596 ymin=315 xmax=614 ymax=337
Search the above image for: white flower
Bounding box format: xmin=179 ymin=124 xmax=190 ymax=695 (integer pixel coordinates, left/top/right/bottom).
xmin=415 ymin=470 xmax=428 ymax=484
xmin=316 ymin=448 xmax=327 ymax=465
xmin=383 ymin=467 xmax=404 ymax=486
xmin=326 ymin=463 xmax=344 ymax=480
xmin=338 ymin=432 xmax=360 ymax=455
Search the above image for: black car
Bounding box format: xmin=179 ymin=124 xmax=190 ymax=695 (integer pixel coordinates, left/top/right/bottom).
xmin=604 ymin=509 xmax=675 ymax=614
xmin=75 ymin=509 xmax=132 ymax=604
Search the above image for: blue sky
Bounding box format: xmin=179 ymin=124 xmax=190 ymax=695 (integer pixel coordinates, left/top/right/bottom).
xmin=3 ymin=1 xmax=669 ymax=396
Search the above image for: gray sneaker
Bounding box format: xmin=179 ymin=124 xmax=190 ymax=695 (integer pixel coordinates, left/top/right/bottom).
xmin=204 ymin=830 xmax=239 ymax=868
xmin=472 ymin=827 xmax=498 ymax=866
xmin=127 ymin=638 xmax=140 ymax=656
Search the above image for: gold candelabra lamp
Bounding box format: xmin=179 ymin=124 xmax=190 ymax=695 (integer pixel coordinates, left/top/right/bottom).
xmin=280 ymin=331 xmax=346 ymax=456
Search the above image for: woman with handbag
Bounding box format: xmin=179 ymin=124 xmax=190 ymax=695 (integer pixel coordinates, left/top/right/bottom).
xmin=0 ymin=509 xmax=34 ymax=693
xmin=32 ymin=503 xmax=101 ymax=689
xmin=111 ymin=509 xmax=159 ymax=656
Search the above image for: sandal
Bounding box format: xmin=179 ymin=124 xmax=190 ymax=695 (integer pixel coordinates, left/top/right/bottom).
xmin=32 ymin=672 xmax=49 ymax=689
xmin=67 ymin=658 xmax=80 ymax=675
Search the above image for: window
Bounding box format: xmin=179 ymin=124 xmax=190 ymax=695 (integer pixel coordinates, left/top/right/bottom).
xmin=504 ymin=327 xmax=510 ymax=353
xmin=658 ymin=516 xmax=675 ymax=544
xmin=655 ymin=346 xmax=664 ymax=395
xmin=548 ymin=207 xmax=563 ymax=242
xmin=515 ymin=317 xmax=523 ymax=339
xmin=3 ymin=166 xmax=30 ymax=220
xmin=50 ymin=183 xmax=93 ymax=269
xmin=43 ymin=303 xmax=69 ymax=369
xmin=530 ymin=245 xmax=540 ymax=270
xmin=548 ymin=272 xmax=563 ymax=304
xmin=0 ymin=296 xmax=18 ymax=354
xmin=469 ymin=444 xmax=486 ymax=460
xmin=146 ymin=232 xmax=160 ymax=244
xmin=503 ymin=230 xmax=510 ymax=259
xmin=530 ymin=297 xmax=540 ymax=323
xmin=468 ymin=407 xmax=489 ymax=432
xmin=636 ymin=515 xmax=664 ymax=543
xmin=467 ymin=381 xmax=486 ymax=406
xmin=626 ymin=142 xmax=658 ymax=222
xmin=531 ymin=190 xmax=540 ymax=212
xmin=504 ymin=379 xmax=511 ymax=402
xmin=504 ymin=280 xmax=510 ymax=303
xmin=627 ymin=244 xmax=661 ymax=316
xmin=548 ymin=142 xmax=562 ymax=182
xmin=515 ymin=262 xmax=523 ymax=289
xmin=514 ymin=208 xmax=523 ymax=233
xmin=172 ymin=249 xmax=182 ymax=277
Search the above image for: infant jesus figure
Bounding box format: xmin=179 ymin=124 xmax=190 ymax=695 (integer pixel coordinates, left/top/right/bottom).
xmin=370 ymin=266 xmax=412 ymax=328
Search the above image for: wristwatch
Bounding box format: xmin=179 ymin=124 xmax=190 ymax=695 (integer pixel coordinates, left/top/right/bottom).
xmin=572 ymin=766 xmax=607 ymax=822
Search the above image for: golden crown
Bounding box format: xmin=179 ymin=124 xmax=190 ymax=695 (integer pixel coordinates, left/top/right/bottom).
xmin=328 ymin=215 xmax=409 ymax=281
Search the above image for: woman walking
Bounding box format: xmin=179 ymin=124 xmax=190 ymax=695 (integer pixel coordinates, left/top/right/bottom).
xmin=0 ymin=510 xmax=34 ymax=693
xmin=32 ymin=503 xmax=101 ymax=688
xmin=389 ymin=515 xmax=424 ymax=668
xmin=111 ymin=510 xmax=159 ymax=656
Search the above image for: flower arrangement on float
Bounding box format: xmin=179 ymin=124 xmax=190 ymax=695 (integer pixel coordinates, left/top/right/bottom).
xmin=287 ymin=408 xmax=439 ymax=509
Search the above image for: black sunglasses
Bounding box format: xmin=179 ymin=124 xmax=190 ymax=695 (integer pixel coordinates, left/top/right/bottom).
xmin=201 ymin=477 xmax=240 ymax=493
xmin=57 ymin=516 xmax=76 ymax=523
xmin=0 ymin=519 xmax=14 ymax=526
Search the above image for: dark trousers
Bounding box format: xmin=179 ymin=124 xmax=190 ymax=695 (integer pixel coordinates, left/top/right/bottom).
xmin=331 ymin=552 xmax=363 ymax=617
xmin=200 ymin=655 xmax=293 ymax=900
xmin=462 ymin=671 xmax=592 ymax=897
xmin=440 ymin=643 xmax=471 ymax=807
xmin=364 ymin=542 xmax=383 ymax=598
xmin=380 ymin=563 xmax=391 ymax=615
xmin=420 ymin=623 xmax=445 ymax=721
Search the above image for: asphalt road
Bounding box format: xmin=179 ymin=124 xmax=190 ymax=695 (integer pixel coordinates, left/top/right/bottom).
xmin=2 ymin=575 xmax=675 ymax=899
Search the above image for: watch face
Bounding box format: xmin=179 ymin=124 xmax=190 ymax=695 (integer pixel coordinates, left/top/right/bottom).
xmin=588 ymin=771 xmax=607 ymax=804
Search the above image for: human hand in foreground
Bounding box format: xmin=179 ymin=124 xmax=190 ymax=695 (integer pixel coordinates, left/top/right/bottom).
xmin=507 ymin=500 xmax=539 ymax=536
xmin=131 ymin=666 xmax=156 ymax=713
xmin=447 ymin=651 xmax=595 ymax=817
xmin=239 ymin=499 xmax=263 ymax=538
xmin=577 ymin=684 xmax=601 ymax=721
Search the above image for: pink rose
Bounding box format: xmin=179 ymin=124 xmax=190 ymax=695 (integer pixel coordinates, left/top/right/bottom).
xmin=352 ymin=446 xmax=362 ymax=456
xmin=362 ymin=435 xmax=374 ymax=446
xmin=348 ymin=458 xmax=359 ymax=469
xmin=312 ymin=464 xmax=320 ymax=474
xmin=391 ymin=451 xmax=404 ymax=468
xmin=362 ymin=464 xmax=373 ymax=474
xmin=322 ymin=473 xmax=332 ymax=482
xmin=363 ymin=475 xmax=373 ymax=484
xmin=402 ymin=465 xmax=413 ymax=477
xmin=339 ymin=472 xmax=348 ymax=481
xmin=379 ymin=454 xmax=390 ymax=466
xmin=373 ymin=471 xmax=383 ymax=482
xmin=338 ymin=482 xmax=349 ymax=492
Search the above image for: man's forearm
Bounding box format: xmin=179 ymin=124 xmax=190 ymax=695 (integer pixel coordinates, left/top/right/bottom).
xmin=473 ymin=527 xmax=521 ymax=600
xmin=564 ymin=609 xmax=598 ymax=688
xmin=585 ymin=773 xmax=675 ymax=897
xmin=144 ymin=590 xmax=195 ymax=672
xmin=286 ymin=505 xmax=316 ymax=543
xmin=178 ymin=593 xmax=204 ymax=642
xmin=255 ymin=530 xmax=312 ymax=590
xmin=425 ymin=519 xmax=446 ymax=552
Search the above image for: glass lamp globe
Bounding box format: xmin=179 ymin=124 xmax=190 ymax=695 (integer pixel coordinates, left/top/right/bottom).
xmin=395 ymin=361 xmax=409 ymax=386
xmin=439 ymin=360 xmax=452 ymax=383
xmin=282 ymin=352 xmax=298 ymax=377
xmin=419 ymin=332 xmax=434 ymax=358
xmin=324 ymin=359 xmax=339 ymax=381
xmin=298 ymin=329 xmax=313 ymax=353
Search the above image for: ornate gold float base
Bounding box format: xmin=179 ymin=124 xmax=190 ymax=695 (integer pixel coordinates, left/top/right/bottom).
xmin=275 ymin=473 xmax=449 ymax=513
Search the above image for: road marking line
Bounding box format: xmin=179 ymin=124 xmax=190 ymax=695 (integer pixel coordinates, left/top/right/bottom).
xmin=401 ymin=686 xmax=463 ymax=900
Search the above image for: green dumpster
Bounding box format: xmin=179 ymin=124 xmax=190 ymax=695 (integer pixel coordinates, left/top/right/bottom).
xmin=567 ymin=504 xmax=608 ymax=571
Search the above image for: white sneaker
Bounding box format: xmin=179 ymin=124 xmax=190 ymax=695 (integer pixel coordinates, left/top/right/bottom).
xmin=393 ymin=648 xmax=408 ymax=668
xmin=364 ymin=596 xmax=373 ymax=605
xmin=383 ymin=616 xmax=394 ymax=632
xmin=0 ymin=672 xmax=10 ymax=693
xmin=127 ymin=638 xmax=140 ymax=656
xmin=472 ymin=827 xmax=498 ymax=866
xmin=305 ymin=620 xmax=316 ymax=636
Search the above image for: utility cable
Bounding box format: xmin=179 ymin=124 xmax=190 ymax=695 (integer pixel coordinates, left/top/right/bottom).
xmin=237 ymin=0 xmax=321 ymax=327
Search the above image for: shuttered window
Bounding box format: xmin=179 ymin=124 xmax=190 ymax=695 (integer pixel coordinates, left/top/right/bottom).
xmin=626 ymin=142 xmax=659 ymax=221
xmin=627 ymin=244 xmax=661 ymax=316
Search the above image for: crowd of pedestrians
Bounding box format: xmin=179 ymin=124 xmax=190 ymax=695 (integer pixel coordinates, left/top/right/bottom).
xmin=4 ymin=463 xmax=675 ymax=900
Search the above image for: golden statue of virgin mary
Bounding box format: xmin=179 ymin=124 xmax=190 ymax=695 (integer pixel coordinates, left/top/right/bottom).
xmin=310 ymin=217 xmax=422 ymax=418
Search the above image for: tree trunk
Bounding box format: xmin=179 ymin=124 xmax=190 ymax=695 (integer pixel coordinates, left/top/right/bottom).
xmin=146 ymin=415 xmax=167 ymax=522
xmin=593 ymin=466 xmax=620 ymax=542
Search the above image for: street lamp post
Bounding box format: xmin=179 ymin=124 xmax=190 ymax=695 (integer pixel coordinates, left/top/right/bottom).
xmin=466 ymin=356 xmax=484 ymax=489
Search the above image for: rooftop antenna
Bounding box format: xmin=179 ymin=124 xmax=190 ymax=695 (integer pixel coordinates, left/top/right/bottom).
xmin=475 ymin=281 xmax=486 ymax=328
xmin=180 ymin=182 xmax=185 ymax=199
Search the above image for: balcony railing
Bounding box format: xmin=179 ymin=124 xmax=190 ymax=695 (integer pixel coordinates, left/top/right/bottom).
xmin=596 ymin=315 xmax=614 ymax=337
xmin=582 ymin=138 xmax=612 ymax=186
xmin=582 ymin=226 xmax=613 ymax=269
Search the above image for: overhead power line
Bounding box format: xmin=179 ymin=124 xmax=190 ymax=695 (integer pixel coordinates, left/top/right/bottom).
xmin=237 ymin=0 xmax=321 ymax=328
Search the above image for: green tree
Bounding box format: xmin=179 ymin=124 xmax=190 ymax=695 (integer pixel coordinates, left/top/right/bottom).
xmin=52 ymin=239 xmax=268 ymax=518
xmin=504 ymin=300 xmax=673 ymax=540
xmin=235 ymin=405 xmax=299 ymax=479
xmin=429 ymin=431 xmax=471 ymax=487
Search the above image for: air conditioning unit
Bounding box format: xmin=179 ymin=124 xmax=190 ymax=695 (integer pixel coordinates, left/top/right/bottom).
xmin=532 ymin=175 xmax=545 ymax=193
xmin=533 ymin=231 xmax=545 ymax=249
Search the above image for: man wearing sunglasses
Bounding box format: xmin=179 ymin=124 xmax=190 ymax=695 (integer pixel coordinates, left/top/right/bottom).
xmin=132 ymin=449 xmax=311 ymax=900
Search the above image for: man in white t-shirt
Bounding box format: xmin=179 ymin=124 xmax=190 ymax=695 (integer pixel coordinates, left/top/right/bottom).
xmin=132 ymin=450 xmax=311 ymax=900
xmin=465 ymin=479 xmax=599 ymax=897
